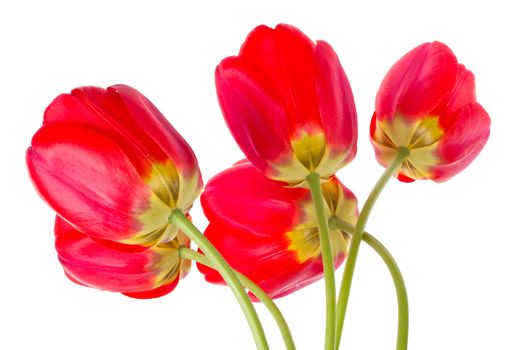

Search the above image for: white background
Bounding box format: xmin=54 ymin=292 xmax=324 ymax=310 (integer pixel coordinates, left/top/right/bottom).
xmin=1 ymin=1 xmax=519 ymax=349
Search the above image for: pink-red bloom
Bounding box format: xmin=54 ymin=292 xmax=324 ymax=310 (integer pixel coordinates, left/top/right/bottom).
xmin=370 ymin=42 xmax=491 ymax=182
xmin=27 ymin=85 xmax=201 ymax=297
xmin=27 ymin=85 xmax=202 ymax=247
xmin=216 ymin=24 xmax=357 ymax=185
xmin=55 ymin=217 xmax=190 ymax=299
xmin=198 ymin=161 xmax=358 ymax=299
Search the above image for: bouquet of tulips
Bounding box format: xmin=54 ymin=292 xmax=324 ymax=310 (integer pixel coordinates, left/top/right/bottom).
xmin=26 ymin=24 xmax=490 ymax=349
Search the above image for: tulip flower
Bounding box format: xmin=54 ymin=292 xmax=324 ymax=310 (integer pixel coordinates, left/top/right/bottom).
xmin=216 ymin=24 xmax=357 ymax=185
xmin=26 ymin=85 xmax=273 ymax=346
xmin=55 ymin=216 xmax=190 ymax=299
xmin=370 ymin=41 xmax=491 ymax=182
xmin=198 ymin=161 xmax=358 ymax=299
xmin=27 ymin=85 xmax=202 ymax=247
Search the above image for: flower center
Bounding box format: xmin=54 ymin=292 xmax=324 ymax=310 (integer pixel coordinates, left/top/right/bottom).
xmin=372 ymin=115 xmax=445 ymax=180
xmin=286 ymin=179 xmax=357 ymax=263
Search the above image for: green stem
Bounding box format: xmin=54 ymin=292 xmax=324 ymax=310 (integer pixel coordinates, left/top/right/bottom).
xmin=335 ymin=147 xmax=409 ymax=349
xmin=306 ymin=172 xmax=336 ymax=350
xmin=169 ymin=210 xmax=269 ymax=350
xmin=179 ymin=247 xmax=296 ymax=350
xmin=329 ymin=217 xmax=409 ymax=350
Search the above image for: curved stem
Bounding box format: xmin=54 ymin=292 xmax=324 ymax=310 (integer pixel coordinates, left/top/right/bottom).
xmin=329 ymin=217 xmax=409 ymax=350
xmin=169 ymin=210 xmax=269 ymax=350
xmin=306 ymin=172 xmax=336 ymax=350
xmin=179 ymin=247 xmax=296 ymax=350
xmin=335 ymin=147 xmax=409 ymax=349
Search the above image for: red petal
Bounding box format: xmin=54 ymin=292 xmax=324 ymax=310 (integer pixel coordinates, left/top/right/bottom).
xmin=197 ymin=224 xmax=340 ymax=300
xmin=27 ymin=124 xmax=152 ymax=242
xmin=216 ymin=59 xmax=292 ymax=174
xmin=376 ymin=42 xmax=458 ymax=119
xmin=44 ymin=85 xmax=202 ymax=206
xmin=433 ymin=102 xmax=490 ymax=181
xmin=433 ymin=64 xmax=476 ymax=130
xmin=106 ymin=85 xmax=201 ymax=179
xmin=55 ymin=217 xmax=159 ymax=294
xmin=397 ymin=173 xmax=416 ymax=183
xmin=239 ymin=24 xmax=323 ymax=136
xmin=201 ymin=162 xmax=308 ymax=232
xmin=122 ymin=278 xmax=179 ymax=299
xmin=44 ymin=88 xmax=157 ymax=171
xmin=315 ymin=40 xmax=357 ymax=159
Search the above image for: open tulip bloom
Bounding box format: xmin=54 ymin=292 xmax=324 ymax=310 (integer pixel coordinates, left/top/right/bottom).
xmin=26 ymin=24 xmax=489 ymax=350
xmin=198 ymin=161 xmax=358 ymax=300
xmin=370 ymin=41 xmax=490 ymax=182
xmin=27 ymin=85 xmax=203 ymax=247
xmin=216 ymin=24 xmax=357 ymax=186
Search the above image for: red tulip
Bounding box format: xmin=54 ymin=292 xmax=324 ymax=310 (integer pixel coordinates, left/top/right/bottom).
xmin=216 ymin=24 xmax=357 ymax=185
xmin=55 ymin=217 xmax=190 ymax=299
xmin=370 ymin=42 xmax=490 ymax=182
xmin=198 ymin=161 xmax=358 ymax=299
xmin=27 ymin=85 xmax=202 ymax=246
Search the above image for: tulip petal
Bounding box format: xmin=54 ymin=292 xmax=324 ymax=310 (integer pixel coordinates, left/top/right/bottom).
xmin=239 ymin=24 xmax=323 ymax=136
xmin=199 ymin=221 xmax=340 ymax=299
xmin=216 ymin=59 xmax=294 ymax=177
xmin=376 ymin=42 xmax=458 ymax=119
xmin=27 ymin=124 xmax=171 ymax=243
xmin=433 ymin=102 xmax=491 ymax=182
xmin=201 ymin=162 xmax=306 ymax=233
xmin=122 ymin=279 xmax=179 ymax=299
xmin=55 ymin=217 xmax=180 ymax=298
xmin=315 ymin=40 xmax=358 ymax=162
xmin=433 ymin=64 xmax=476 ymax=130
xmin=106 ymin=85 xmax=203 ymax=209
xmin=43 ymin=85 xmax=202 ymax=211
